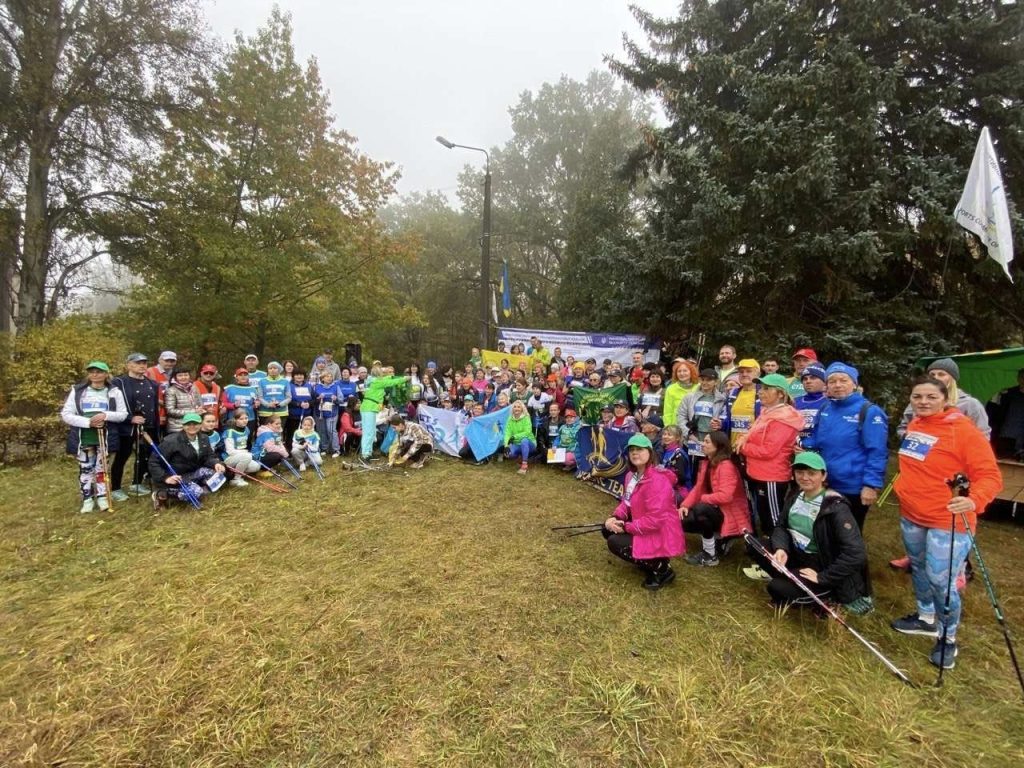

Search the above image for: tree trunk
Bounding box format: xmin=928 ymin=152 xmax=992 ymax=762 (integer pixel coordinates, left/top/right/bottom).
xmin=16 ymin=141 xmax=52 ymax=333
xmin=0 ymin=206 xmax=21 ymax=333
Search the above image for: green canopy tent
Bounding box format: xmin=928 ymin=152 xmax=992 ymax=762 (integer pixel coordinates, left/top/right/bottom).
xmin=916 ymin=348 xmax=1024 ymax=404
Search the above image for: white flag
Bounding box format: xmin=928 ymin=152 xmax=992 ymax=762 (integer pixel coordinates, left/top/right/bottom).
xmin=954 ymin=127 xmax=1015 ymax=282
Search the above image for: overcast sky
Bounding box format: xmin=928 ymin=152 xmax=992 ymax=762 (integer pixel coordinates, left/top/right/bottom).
xmin=202 ymin=0 xmax=680 ymax=198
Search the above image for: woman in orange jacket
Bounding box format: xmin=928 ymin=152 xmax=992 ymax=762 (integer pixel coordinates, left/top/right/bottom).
xmin=891 ymin=378 xmax=1002 ymax=670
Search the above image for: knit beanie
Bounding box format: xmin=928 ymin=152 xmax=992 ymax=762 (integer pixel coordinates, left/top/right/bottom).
xmin=927 ymin=358 xmax=960 ymax=382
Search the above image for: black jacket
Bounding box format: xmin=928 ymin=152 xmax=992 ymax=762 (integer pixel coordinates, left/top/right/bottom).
xmin=770 ymin=489 xmax=871 ymax=604
xmin=148 ymin=430 xmax=219 ymax=488
xmin=112 ymin=374 xmax=159 ymax=434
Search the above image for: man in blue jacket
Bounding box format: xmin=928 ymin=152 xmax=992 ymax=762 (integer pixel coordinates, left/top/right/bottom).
xmin=801 ymin=362 xmax=888 ymax=531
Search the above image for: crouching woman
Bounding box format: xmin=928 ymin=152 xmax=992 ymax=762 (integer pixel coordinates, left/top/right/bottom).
xmin=148 ymin=412 xmax=226 ymax=509
xmin=603 ymin=434 xmax=685 ymax=590
xmin=750 ymin=451 xmax=872 ymax=613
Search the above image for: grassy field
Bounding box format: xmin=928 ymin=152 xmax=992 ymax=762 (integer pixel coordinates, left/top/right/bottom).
xmin=2 ymin=454 xmax=1024 ymax=767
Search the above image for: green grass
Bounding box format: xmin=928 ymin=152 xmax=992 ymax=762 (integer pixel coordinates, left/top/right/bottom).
xmin=2 ymin=455 xmax=1024 ymax=766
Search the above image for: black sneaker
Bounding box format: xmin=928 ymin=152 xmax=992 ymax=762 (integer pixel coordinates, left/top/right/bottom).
xmin=643 ymin=567 xmax=676 ymax=590
xmin=929 ymin=638 xmax=958 ymax=669
xmin=716 ymin=537 xmax=733 ymax=559
xmin=685 ymin=550 xmax=720 ymax=567
xmin=891 ymin=613 xmax=939 ymax=637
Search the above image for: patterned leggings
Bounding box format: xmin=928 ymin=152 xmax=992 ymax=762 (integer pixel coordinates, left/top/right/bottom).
xmin=901 ymin=518 xmax=972 ymax=640
xmin=76 ymin=446 xmax=107 ymax=500
xmin=167 ymin=467 xmax=216 ymax=502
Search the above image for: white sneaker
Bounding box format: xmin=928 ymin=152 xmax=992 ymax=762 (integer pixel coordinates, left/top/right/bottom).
xmin=96 ymin=495 xmax=110 ymax=511
xmin=79 ymin=498 xmax=96 ymax=514
xmin=299 ymin=462 xmax=307 ymax=471
xmin=332 ymin=452 xmax=340 ymax=458
xmin=742 ymin=564 xmax=772 ymax=582
xmin=230 ymin=476 xmax=248 ymax=487
xmin=111 ymin=489 xmax=129 ymax=502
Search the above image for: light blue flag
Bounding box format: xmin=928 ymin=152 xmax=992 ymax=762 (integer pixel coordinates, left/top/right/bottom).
xmin=417 ymin=404 xmax=469 ymax=457
xmin=465 ymin=405 xmax=512 ymax=461
xmin=380 ymin=426 xmax=397 ymax=454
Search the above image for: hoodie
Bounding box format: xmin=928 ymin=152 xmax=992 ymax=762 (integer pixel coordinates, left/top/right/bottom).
xmin=741 ymin=404 xmax=806 ymax=481
xmin=802 ymin=392 xmax=889 ymax=494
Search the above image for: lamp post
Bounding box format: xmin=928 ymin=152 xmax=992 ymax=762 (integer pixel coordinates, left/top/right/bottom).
xmin=436 ymin=135 xmax=492 ymax=351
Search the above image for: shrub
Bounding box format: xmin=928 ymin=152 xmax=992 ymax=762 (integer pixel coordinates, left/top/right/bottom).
xmin=0 ymin=416 xmax=67 ymax=463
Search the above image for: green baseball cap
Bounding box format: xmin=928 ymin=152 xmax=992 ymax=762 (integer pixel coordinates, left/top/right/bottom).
xmin=755 ymin=373 xmax=790 ymax=390
xmin=85 ymin=360 xmax=110 ymax=372
xmin=181 ymin=413 xmax=203 ymax=425
xmin=793 ymin=451 xmax=826 ymax=471
xmin=627 ymin=434 xmax=653 ymax=450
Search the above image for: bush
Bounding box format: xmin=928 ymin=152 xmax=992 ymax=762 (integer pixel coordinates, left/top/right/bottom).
xmin=3 ymin=317 xmax=128 ymax=417
xmin=0 ymin=416 xmax=67 ymax=463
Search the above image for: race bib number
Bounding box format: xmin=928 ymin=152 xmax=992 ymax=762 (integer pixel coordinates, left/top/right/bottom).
xmin=206 ymin=472 xmax=226 ymax=493
xmin=641 ymin=393 xmax=661 ymax=407
xmin=294 ymin=386 xmax=311 ymax=398
xmin=800 ymin=408 xmax=817 ymax=429
xmin=731 ymin=416 xmax=752 ymax=433
xmin=687 ymin=440 xmax=705 ymax=457
xmin=236 ymin=394 xmax=252 ymax=408
xmin=320 ymin=401 xmax=334 ymax=413
xmin=200 ymin=393 xmax=218 ymax=407
xmin=81 ymin=389 xmax=108 ymax=413
xmin=694 ymin=401 xmax=715 ymax=418
xmin=898 ymin=431 xmax=938 ymax=462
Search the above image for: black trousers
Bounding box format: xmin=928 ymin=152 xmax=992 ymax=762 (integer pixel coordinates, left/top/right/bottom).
xmin=748 ymin=479 xmax=792 ymax=537
xmin=110 ymin=425 xmax=159 ymax=491
xmin=400 ymin=443 xmax=432 ymax=462
xmin=603 ymin=530 xmax=668 ymax=573
xmin=842 ymin=494 xmax=870 ymax=532
xmin=748 ymin=539 xmax=829 ymax=606
xmin=682 ymin=502 xmax=724 ymax=537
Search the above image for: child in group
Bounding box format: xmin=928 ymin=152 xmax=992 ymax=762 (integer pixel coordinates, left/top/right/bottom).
xmin=222 ymin=411 xmax=260 ymax=486
xmin=200 ymin=412 xmax=222 ymax=454
xmin=253 ymin=415 xmax=288 ymax=474
xmin=291 ymin=415 xmax=323 ymax=471
xmin=557 ymin=408 xmax=581 ymax=472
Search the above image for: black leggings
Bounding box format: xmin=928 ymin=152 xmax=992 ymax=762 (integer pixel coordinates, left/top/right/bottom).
xmin=110 ymin=426 xmax=158 ymax=490
xmin=603 ymin=530 xmax=668 ymax=574
xmin=682 ymin=502 xmax=724 ymax=537
xmin=748 ymin=539 xmax=829 ymax=606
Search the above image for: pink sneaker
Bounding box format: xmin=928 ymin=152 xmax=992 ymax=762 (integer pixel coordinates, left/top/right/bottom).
xmin=889 ymin=555 xmax=911 ymax=571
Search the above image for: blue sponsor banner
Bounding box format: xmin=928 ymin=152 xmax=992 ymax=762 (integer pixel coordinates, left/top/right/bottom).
xmin=575 ymin=424 xmax=632 ymax=499
xmin=417 ymin=404 xmax=469 ymax=457
xmin=465 ymin=406 xmax=512 ymax=461
xmin=497 ymin=326 xmax=657 ymax=367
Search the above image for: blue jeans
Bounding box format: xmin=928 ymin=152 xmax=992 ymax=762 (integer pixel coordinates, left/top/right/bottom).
xmin=316 ymin=414 xmax=339 ymax=453
xmin=901 ymin=518 xmax=972 ymax=640
xmin=507 ymin=438 xmax=535 ymax=462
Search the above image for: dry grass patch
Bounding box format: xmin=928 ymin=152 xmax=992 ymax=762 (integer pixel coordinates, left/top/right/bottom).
xmin=2 ymin=456 xmax=1024 ymax=766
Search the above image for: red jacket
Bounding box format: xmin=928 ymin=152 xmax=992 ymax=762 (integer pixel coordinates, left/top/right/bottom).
xmin=146 ymin=365 xmax=171 ymax=426
xmin=895 ymin=409 xmax=1002 ymax=534
xmin=741 ymin=404 xmax=804 ymax=481
xmin=682 ymin=459 xmax=751 ymax=537
xmin=614 ymin=466 xmax=685 ymax=559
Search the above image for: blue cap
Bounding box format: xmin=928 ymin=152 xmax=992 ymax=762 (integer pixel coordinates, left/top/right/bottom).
xmin=824 ymin=362 xmax=859 ymax=384
xmin=427 ymin=360 xmax=437 ymax=369
xmin=801 ymin=363 xmax=827 ymax=382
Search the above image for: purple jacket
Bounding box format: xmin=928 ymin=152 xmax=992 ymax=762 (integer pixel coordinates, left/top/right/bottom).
xmin=614 ymin=466 xmax=685 ymax=559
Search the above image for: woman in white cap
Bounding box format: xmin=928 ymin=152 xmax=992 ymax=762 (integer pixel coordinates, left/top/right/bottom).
xmin=61 ymin=361 xmax=128 ymax=513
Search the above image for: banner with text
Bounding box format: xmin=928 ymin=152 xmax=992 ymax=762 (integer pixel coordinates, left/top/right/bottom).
xmin=575 ymin=425 xmax=632 ymax=499
xmin=497 ymin=326 xmax=657 ymax=367
xmin=416 ymin=404 xmax=469 ymax=457
xmin=481 ymin=349 xmax=533 ymax=372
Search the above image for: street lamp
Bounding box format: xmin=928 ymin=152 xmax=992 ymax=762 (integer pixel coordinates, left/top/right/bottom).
xmin=436 ymin=134 xmax=492 ymax=351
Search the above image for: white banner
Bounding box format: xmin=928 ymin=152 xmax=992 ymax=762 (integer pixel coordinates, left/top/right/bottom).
xmin=416 ymin=404 xmax=468 ymax=457
xmin=497 ymin=326 xmax=657 ymax=367
xmin=954 ymin=126 xmax=1015 ymax=282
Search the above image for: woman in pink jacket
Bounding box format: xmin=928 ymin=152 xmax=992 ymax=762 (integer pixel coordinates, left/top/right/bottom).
xmin=603 ymin=434 xmax=685 ymax=590
xmin=680 ymin=431 xmax=752 ymax=566
xmin=736 ymin=373 xmax=805 ymax=536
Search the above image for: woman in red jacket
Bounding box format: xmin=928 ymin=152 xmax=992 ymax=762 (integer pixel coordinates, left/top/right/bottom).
xmin=679 ymin=430 xmax=751 ymax=566
xmin=891 ymin=378 xmax=1002 ymax=670
xmin=736 ymin=373 xmax=805 ymax=536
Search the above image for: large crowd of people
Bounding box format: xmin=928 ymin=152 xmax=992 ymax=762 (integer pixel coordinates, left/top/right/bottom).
xmin=61 ymin=338 xmax=1015 ymax=672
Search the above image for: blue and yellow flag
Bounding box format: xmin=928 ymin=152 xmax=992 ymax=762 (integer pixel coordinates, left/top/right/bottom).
xmin=500 ymin=261 xmax=512 ymax=318
xmin=465 ymin=405 xmax=512 ymax=461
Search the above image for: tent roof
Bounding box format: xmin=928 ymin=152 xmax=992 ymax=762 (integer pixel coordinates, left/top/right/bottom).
xmin=915 ymin=348 xmax=1024 ymax=404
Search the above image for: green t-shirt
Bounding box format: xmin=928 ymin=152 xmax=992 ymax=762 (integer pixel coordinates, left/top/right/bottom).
xmin=787 ymin=490 xmax=825 ymax=554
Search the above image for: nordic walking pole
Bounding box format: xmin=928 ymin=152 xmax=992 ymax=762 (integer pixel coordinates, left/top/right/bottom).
xmin=141 ymin=432 xmax=202 ymax=510
xmin=257 ymin=459 xmax=299 ymax=490
xmin=948 ymin=475 xmax=1024 ymax=699
xmin=936 ymin=474 xmax=966 ymax=685
xmin=567 ymin=527 xmax=605 ymax=537
xmin=877 ymin=472 xmax=899 ymax=507
xmin=281 ymin=457 xmax=303 ymax=480
xmin=97 ymin=426 xmax=114 ymax=512
xmin=550 ymin=522 xmax=607 ymax=530
xmin=304 ymin=445 xmax=326 ymax=481
xmin=225 ymin=465 xmax=289 ymax=493
xmin=744 ymin=533 xmax=916 ymax=687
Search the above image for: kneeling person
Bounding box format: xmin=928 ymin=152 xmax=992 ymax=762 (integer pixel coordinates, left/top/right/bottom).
xmin=148 ymin=412 xmax=226 ymax=509
xmin=388 ymin=414 xmax=433 ymax=469
xmin=603 ymin=434 xmax=685 ymax=590
xmin=749 ymin=452 xmax=872 ymax=613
